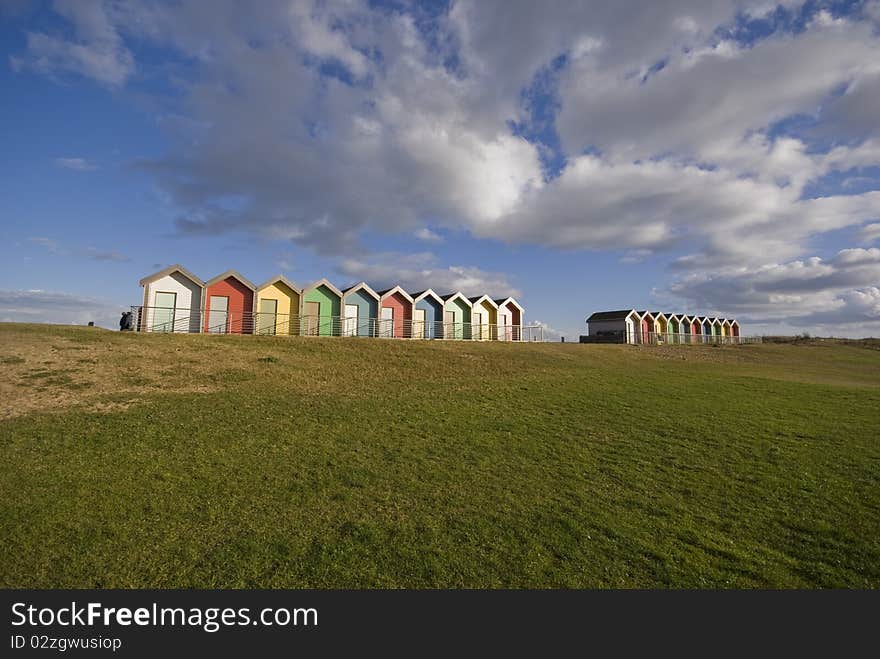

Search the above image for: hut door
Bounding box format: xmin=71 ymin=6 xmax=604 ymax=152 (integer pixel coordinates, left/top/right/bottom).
xmin=500 ymin=310 xmax=511 ymax=340
xmin=380 ymin=307 xmax=393 ymax=338
xmin=413 ymin=308 xmax=425 ymax=339
xmin=304 ymin=301 xmax=320 ymax=336
xmin=258 ymin=299 xmax=277 ymax=335
xmin=153 ymin=292 xmax=176 ymax=332
xmin=444 ymin=310 xmax=455 ymax=339
xmin=473 ymin=312 xmax=483 ymax=340
xmin=344 ymin=304 xmax=358 ymax=337
xmin=208 ymin=296 xmax=228 ymax=334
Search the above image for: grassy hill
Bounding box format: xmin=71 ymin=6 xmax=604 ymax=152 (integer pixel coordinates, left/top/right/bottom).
xmin=1 ymin=323 xmax=878 ymax=588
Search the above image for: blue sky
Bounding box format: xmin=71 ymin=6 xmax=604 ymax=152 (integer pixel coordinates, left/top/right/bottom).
xmin=1 ymin=0 xmax=879 ymax=337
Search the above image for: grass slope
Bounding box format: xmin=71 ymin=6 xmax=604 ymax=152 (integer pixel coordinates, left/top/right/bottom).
xmin=1 ymin=323 xmax=879 ymax=588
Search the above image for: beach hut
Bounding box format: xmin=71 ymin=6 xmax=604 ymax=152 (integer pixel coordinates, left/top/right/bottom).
xmin=495 ymin=297 xmax=524 ymax=341
xmin=377 ymin=286 xmax=414 ymax=339
xmin=679 ymin=315 xmax=692 ymax=344
xmin=690 ymin=316 xmax=703 ymax=343
xmin=138 ymin=264 xmax=204 ymax=333
xmin=680 ymin=314 xmax=694 ymax=343
xmin=586 ymin=310 xmax=642 ymax=344
xmin=411 ymin=289 xmax=444 ymax=339
xmin=721 ymin=318 xmax=732 ymax=343
xmin=301 ymin=279 xmax=343 ymax=336
xmin=712 ymin=317 xmax=724 ymax=342
xmin=702 ymin=316 xmax=714 ymax=342
xmin=636 ymin=311 xmax=654 ymax=343
xmin=441 ymin=292 xmax=472 ymax=340
xmin=468 ymin=295 xmax=499 ymax=340
xmin=652 ymin=312 xmax=668 ymax=344
xmin=203 ymin=270 xmax=256 ymax=334
xmin=668 ymin=314 xmax=678 ymax=343
xmin=667 ymin=313 xmax=683 ymax=344
xmin=342 ymin=282 xmax=380 ymax=337
xmin=665 ymin=314 xmax=678 ymax=343
xmin=730 ymin=319 xmax=741 ymax=342
xmin=255 ymin=275 xmax=301 ymax=336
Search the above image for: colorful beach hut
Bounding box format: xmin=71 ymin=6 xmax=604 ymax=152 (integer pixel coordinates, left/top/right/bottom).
xmin=667 ymin=313 xmax=683 ymax=344
xmin=712 ymin=317 xmax=723 ymax=341
xmin=680 ymin=314 xmax=693 ymax=343
xmin=721 ymin=319 xmax=732 ymax=342
xmin=730 ymin=319 xmax=741 ymax=341
xmin=378 ymin=286 xmax=414 ymax=339
xmin=689 ymin=316 xmax=702 ymax=343
xmin=342 ymin=282 xmax=380 ymax=337
xmin=699 ymin=316 xmax=711 ymax=342
xmin=495 ymin=297 xmax=524 ymax=341
xmin=469 ymin=295 xmax=499 ymax=340
xmin=678 ymin=315 xmax=692 ymax=344
xmin=138 ymin=264 xmax=204 ymax=333
xmin=411 ymin=289 xmax=444 ymax=339
xmin=666 ymin=313 xmax=678 ymax=342
xmin=635 ymin=311 xmax=651 ymax=343
xmin=302 ymin=279 xmax=343 ymax=336
xmin=441 ymin=292 xmax=472 ymax=340
xmin=652 ymin=312 xmax=668 ymax=344
xmin=256 ymin=275 xmax=301 ymax=336
xmin=203 ymin=270 xmax=256 ymax=334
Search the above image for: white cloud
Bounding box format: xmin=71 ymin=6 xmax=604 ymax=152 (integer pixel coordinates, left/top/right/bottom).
xmin=446 ymin=0 xmax=754 ymax=124
xmin=557 ymin=13 xmax=880 ymax=160
xmin=289 ymin=0 xmax=370 ymax=78
xmin=12 ymin=0 xmax=134 ymax=86
xmin=54 ymin=157 xmax=96 ymax=171
xmin=867 ymin=0 xmax=880 ymax=25
xmin=527 ymin=319 xmax=569 ymax=341
xmin=492 ymin=154 xmax=880 ymax=266
xmin=859 ymin=222 xmax=880 ymax=243
xmin=667 ymin=248 xmax=880 ymax=334
xmin=18 ymin=1 xmax=878 ymax=264
xmin=336 ymin=252 xmax=521 ymax=298
xmin=414 ymin=227 xmax=443 ymax=243
xmin=120 ymin=2 xmax=880 ymax=267
xmin=28 ymin=236 xmax=128 ymax=262
xmin=82 ymin=247 xmax=129 ymax=262
xmin=275 ymin=253 xmax=295 ymax=272
xmin=820 ymin=73 xmax=880 ymax=140
xmin=127 ymin=3 xmax=545 ymax=254
xmin=0 ymin=289 xmax=123 ymax=329
xmin=28 ymin=237 xmax=60 ymax=253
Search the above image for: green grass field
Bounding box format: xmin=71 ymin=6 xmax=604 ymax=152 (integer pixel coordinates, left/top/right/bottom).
xmin=1 ymin=323 xmax=878 ymax=588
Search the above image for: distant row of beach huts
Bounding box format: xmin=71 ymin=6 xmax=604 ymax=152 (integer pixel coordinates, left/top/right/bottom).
xmin=586 ymin=309 xmax=744 ymax=344
xmin=136 ymin=264 xmax=526 ymax=340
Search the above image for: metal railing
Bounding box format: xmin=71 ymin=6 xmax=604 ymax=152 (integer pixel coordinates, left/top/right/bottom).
xmin=131 ymin=306 xmax=542 ymax=341
xmin=135 ymin=305 xmax=203 ymax=334
xmin=581 ymin=330 xmax=760 ymax=345
xmin=638 ymin=332 xmax=760 ymax=345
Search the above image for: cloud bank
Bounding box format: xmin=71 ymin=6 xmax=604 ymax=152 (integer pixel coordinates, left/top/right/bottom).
xmin=11 ymin=0 xmax=880 ymax=334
